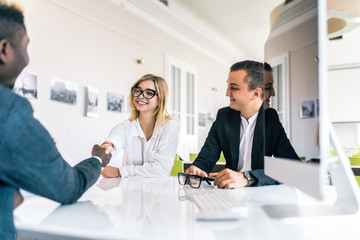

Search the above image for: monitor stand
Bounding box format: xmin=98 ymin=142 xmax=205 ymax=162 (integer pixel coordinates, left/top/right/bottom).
xmin=263 ymin=123 xmax=360 ymax=219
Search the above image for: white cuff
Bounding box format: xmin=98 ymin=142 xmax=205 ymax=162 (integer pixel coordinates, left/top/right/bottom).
xmin=119 ymin=167 xmax=129 ymax=177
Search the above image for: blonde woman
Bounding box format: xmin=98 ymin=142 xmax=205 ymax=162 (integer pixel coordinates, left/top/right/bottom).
xmin=101 ymin=74 xmax=178 ymax=177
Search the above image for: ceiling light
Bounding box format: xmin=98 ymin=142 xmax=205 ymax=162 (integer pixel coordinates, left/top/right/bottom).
xmin=328 ymin=0 xmax=360 ymax=39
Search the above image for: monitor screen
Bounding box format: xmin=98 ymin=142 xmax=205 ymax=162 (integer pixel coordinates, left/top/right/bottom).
xmin=263 ymin=0 xmax=360 ymax=217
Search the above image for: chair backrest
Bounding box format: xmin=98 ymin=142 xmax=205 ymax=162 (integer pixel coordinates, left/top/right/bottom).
xmin=170 ymin=154 xmax=183 ymax=176
xmin=189 ymin=153 xmax=198 ymax=162
xmin=349 ymin=156 xmax=360 ymax=166
xmin=349 ymin=156 xmax=360 ymax=187
xmin=189 ymin=152 xmax=226 ymax=163
xmin=218 ymin=153 xmax=226 ymax=162
xmin=187 ymin=152 xmax=226 ymax=173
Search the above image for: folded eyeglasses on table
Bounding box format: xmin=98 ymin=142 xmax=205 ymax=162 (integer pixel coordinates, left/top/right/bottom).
xmin=178 ymin=172 xmax=214 ymax=188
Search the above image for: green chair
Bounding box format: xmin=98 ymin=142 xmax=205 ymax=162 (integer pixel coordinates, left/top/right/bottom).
xmin=170 ymin=154 xmax=184 ymax=176
xmin=349 ymin=156 xmax=360 ymax=166
xmin=189 ymin=153 xmax=198 ymax=162
xmin=355 ymin=176 xmax=360 ymax=187
xmin=349 ymin=156 xmax=360 ymax=186
xmin=218 ymin=153 xmax=226 ymax=163
xmin=353 ymin=152 xmax=360 ymax=157
xmin=190 ymin=153 xmax=225 ymax=163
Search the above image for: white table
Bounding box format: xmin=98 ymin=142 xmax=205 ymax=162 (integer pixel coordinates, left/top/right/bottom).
xmin=14 ymin=177 xmax=360 ymax=240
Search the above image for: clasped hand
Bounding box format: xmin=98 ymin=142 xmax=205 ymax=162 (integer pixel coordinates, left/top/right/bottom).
xmin=91 ymin=144 xmax=112 ymax=167
xmin=97 ymin=142 xmax=121 ymax=178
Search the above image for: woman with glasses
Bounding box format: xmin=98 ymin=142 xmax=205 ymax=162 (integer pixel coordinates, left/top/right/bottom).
xmin=100 ymin=74 xmax=178 ymax=178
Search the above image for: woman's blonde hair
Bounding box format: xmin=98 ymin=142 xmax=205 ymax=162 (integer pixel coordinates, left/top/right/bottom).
xmin=129 ymin=74 xmax=172 ymax=127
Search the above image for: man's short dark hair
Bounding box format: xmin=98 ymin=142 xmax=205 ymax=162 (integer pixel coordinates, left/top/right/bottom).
xmin=264 ymin=62 xmax=273 ymax=72
xmin=0 ymin=2 xmax=26 ymax=45
xmin=230 ymin=60 xmax=264 ymax=96
xmin=230 ymin=60 xmax=264 ymax=73
xmin=245 ymin=71 xmax=264 ymax=98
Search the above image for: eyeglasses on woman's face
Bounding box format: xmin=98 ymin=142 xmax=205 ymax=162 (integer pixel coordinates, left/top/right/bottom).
xmin=131 ymin=87 xmax=158 ymax=99
xmin=178 ymin=172 xmax=214 ymax=189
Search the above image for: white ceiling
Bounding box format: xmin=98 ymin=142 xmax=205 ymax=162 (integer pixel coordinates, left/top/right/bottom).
xmin=171 ymin=0 xmax=284 ymax=61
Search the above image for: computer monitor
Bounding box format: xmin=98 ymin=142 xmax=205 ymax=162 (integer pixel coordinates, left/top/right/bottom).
xmin=263 ymin=0 xmax=360 ymax=218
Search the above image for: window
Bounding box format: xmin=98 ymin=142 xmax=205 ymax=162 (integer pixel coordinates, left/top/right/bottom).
xmin=186 ymin=72 xmax=195 ymax=135
xmin=166 ymin=55 xmax=198 ymax=159
xmin=268 ymin=53 xmax=291 ymax=138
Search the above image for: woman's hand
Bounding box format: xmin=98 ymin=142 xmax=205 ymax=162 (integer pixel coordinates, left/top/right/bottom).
xmin=101 ymin=166 xmax=121 ymax=178
xmin=101 ymin=141 xmax=114 ymax=154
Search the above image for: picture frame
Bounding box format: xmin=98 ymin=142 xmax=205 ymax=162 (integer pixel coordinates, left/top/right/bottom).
xmin=299 ymin=100 xmax=315 ymax=118
xmin=107 ymin=92 xmax=124 ymax=113
xmin=50 ymin=77 xmax=78 ymax=105
xmin=86 ymin=86 xmax=99 ymax=118
xmin=13 ymin=71 xmax=38 ymax=100
xmin=198 ymin=112 xmax=206 ymax=127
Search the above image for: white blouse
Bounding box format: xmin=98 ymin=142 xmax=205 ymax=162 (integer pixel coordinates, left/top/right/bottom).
xmin=105 ymin=118 xmax=178 ymax=177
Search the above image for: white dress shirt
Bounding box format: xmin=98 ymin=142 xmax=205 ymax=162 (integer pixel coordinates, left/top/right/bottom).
xmin=105 ymin=118 xmax=178 ymax=177
xmin=237 ymin=112 xmax=259 ymax=172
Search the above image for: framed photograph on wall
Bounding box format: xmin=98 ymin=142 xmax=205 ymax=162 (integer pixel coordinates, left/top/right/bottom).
xmin=13 ymin=71 xmax=38 ymax=100
xmin=299 ymin=100 xmax=315 ymax=118
xmin=107 ymin=92 xmax=124 ymax=113
xmin=86 ymin=86 xmax=99 ymax=118
xmin=198 ymin=112 xmax=206 ymax=127
xmin=50 ymin=77 xmax=78 ymax=105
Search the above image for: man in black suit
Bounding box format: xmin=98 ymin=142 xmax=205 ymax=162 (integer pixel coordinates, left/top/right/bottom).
xmin=264 ymin=62 xmax=275 ymax=109
xmin=185 ymin=60 xmax=299 ymax=189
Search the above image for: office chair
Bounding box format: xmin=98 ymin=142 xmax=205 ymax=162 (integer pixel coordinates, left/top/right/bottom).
xmin=170 ymin=154 xmax=184 ymax=176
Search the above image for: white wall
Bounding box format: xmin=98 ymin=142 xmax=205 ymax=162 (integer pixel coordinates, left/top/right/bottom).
xmin=328 ymin=26 xmax=360 ymax=66
xmin=327 ymin=26 xmax=360 ymax=148
xmin=328 ymin=67 xmax=360 ymax=122
xmin=21 ymin=0 xmax=229 ymax=165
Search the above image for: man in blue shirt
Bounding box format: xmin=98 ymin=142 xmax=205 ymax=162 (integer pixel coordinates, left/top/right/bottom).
xmin=0 ymin=3 xmax=111 ymax=239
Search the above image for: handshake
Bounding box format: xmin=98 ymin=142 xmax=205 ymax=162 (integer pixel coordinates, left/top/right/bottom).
xmin=91 ymin=144 xmax=113 ymax=167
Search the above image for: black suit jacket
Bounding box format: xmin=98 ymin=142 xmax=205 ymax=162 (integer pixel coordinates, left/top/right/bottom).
xmin=193 ymin=105 xmax=299 ymax=186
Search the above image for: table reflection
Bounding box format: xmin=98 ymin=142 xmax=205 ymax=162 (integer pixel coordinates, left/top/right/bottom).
xmin=40 ymin=200 xmax=111 ymax=231
xmin=96 ymin=177 xmax=121 ymax=191
xmin=98 ymin=177 xmax=178 ymax=238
